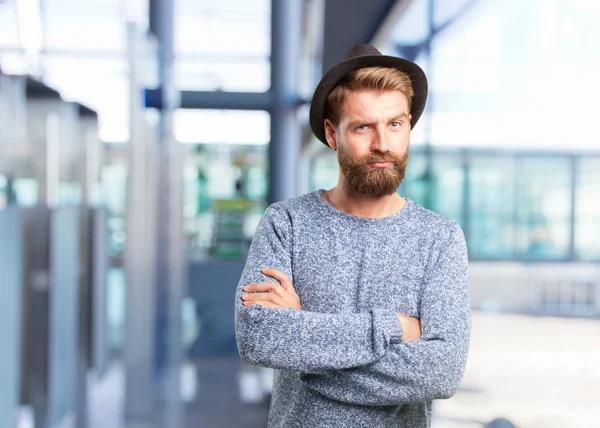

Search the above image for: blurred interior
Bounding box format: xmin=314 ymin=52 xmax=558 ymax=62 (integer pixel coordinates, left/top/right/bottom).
xmin=1 ymin=0 xmax=599 ymax=427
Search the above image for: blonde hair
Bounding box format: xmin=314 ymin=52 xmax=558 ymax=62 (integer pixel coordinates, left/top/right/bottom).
xmin=325 ymin=67 xmax=414 ymax=126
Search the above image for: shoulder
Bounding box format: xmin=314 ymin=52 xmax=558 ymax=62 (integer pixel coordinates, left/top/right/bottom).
xmin=259 ymin=192 xmax=322 ymax=240
xmin=407 ymin=200 xmax=465 ymax=246
xmin=265 ymin=191 xmax=323 ymax=221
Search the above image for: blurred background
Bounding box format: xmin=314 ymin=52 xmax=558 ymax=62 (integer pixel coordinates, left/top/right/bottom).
xmin=0 ymin=0 xmax=599 ymax=427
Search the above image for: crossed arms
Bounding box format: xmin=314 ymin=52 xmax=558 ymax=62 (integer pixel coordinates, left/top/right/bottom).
xmin=234 ymin=206 xmax=471 ymax=406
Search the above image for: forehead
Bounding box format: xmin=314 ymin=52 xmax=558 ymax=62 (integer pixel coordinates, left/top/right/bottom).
xmin=341 ymin=90 xmax=410 ymax=120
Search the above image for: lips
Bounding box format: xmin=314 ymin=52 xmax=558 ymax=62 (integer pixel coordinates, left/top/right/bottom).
xmin=368 ymin=161 xmax=393 ymax=167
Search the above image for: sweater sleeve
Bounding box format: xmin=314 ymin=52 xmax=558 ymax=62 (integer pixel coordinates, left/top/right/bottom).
xmin=299 ymin=223 xmax=471 ymax=405
xmin=234 ymin=205 xmax=403 ymax=374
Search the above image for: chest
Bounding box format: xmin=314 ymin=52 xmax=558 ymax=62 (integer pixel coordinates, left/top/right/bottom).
xmin=291 ymin=226 xmax=425 ymax=317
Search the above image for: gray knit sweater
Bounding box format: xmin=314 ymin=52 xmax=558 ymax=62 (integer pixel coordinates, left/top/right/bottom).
xmin=235 ymin=190 xmax=470 ymax=428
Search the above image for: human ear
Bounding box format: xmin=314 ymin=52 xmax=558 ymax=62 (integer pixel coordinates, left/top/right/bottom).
xmin=324 ymin=119 xmax=337 ymax=151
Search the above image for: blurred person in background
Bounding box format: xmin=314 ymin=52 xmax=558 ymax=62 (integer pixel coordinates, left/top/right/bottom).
xmin=235 ymin=44 xmax=470 ymax=428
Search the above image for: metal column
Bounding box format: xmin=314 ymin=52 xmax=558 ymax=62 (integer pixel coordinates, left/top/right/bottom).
xmin=150 ymin=0 xmax=185 ymax=426
xmin=269 ymin=0 xmax=304 ymax=204
xmin=124 ymin=23 xmax=157 ymax=423
xmin=0 ymin=208 xmax=23 ymax=428
xmin=422 ymin=0 xmax=436 ymax=211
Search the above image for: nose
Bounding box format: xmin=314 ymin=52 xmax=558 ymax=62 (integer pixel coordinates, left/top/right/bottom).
xmin=370 ymin=126 xmax=389 ymax=153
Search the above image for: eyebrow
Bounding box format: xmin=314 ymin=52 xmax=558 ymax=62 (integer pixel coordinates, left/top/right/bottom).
xmin=347 ymin=112 xmax=409 ymax=128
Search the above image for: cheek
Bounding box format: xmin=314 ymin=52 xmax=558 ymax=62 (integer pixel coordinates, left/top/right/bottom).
xmin=343 ymin=134 xmax=371 ymax=155
xmin=388 ymin=130 xmax=410 ymax=148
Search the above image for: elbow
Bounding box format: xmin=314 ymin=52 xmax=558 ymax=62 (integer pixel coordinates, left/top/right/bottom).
xmin=236 ymin=331 xmax=266 ymax=366
xmin=235 ymin=310 xmax=267 ymax=367
xmin=434 ymin=340 xmax=469 ymax=400
xmin=432 ymin=367 xmax=465 ymax=400
xmin=235 ymin=325 xmax=262 ymax=366
xmin=435 ymin=381 xmax=460 ymax=400
xmin=238 ymin=344 xmax=260 ymax=366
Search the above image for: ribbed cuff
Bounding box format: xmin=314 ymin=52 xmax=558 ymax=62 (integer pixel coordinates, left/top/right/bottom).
xmin=372 ymin=309 xmax=404 ymax=347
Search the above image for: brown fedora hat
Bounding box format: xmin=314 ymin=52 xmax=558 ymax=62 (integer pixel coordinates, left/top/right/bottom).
xmin=309 ymin=44 xmax=428 ymax=146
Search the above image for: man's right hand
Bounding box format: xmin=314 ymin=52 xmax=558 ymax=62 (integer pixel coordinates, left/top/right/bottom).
xmin=396 ymin=313 xmax=421 ymax=342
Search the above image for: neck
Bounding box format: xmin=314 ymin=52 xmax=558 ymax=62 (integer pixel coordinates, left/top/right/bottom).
xmin=324 ymin=179 xmax=406 ymax=218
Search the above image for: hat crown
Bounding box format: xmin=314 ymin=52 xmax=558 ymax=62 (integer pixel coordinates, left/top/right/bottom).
xmin=343 ymin=44 xmax=382 ymax=60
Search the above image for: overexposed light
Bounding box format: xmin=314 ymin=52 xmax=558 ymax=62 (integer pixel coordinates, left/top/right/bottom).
xmin=390 ymin=0 xmax=600 ymax=152
xmin=0 ymin=53 xmax=27 ymax=75
xmin=98 ymin=124 xmax=129 ymax=143
xmin=174 ymin=109 xmax=270 ymax=145
xmin=16 ymin=0 xmax=43 ymax=59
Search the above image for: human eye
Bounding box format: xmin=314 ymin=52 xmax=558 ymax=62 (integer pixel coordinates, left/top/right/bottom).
xmin=390 ymin=121 xmax=402 ymax=128
xmin=355 ymin=124 xmax=369 ymax=131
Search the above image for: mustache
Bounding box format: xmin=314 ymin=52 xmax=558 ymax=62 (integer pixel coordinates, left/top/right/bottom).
xmin=360 ymin=152 xmax=403 ymax=164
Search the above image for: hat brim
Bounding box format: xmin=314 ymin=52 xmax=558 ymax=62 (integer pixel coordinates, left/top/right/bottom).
xmin=309 ymin=55 xmax=428 ymax=146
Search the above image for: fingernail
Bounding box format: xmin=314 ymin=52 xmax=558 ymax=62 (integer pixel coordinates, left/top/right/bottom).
xmin=243 ymin=286 xmax=248 ymax=291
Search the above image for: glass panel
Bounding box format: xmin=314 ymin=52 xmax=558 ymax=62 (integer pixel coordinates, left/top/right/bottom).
xmin=184 ymin=144 xmax=268 ymax=260
xmin=515 ymin=157 xmax=572 ymax=260
xmin=310 ymin=154 xmax=338 ymax=192
xmin=575 ymin=157 xmax=600 ymax=261
xmin=400 ymin=152 xmax=428 ymax=206
xmin=100 ymin=159 xmax=127 ymax=258
xmin=12 ymin=178 xmax=39 ymax=206
xmin=0 ymin=175 xmax=6 ymax=209
xmin=430 ymin=153 xmax=464 ymax=225
xmin=468 ymin=155 xmax=517 ymax=259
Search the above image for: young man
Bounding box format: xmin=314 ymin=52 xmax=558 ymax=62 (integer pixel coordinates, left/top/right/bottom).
xmin=235 ymin=45 xmax=470 ymax=428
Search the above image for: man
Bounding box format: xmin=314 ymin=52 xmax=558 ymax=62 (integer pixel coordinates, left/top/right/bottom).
xmin=235 ymin=45 xmax=470 ymax=428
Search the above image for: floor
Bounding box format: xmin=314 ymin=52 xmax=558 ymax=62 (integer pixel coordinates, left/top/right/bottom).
xmin=431 ymin=312 xmax=600 ymax=428
xmin=188 ymin=357 xmax=269 ymax=428
xmin=84 ymin=312 xmax=600 ymax=428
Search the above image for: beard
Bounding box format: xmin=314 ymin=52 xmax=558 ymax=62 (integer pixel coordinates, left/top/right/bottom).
xmin=337 ymin=145 xmax=409 ymax=197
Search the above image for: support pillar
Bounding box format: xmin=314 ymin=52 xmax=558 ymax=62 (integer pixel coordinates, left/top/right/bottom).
xmin=150 ymin=0 xmax=185 ymax=426
xmin=269 ymin=0 xmax=303 ymax=204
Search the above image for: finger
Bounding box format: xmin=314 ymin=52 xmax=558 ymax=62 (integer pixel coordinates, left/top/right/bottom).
xmin=244 ymin=300 xmax=280 ymax=309
xmin=242 ymin=292 xmax=285 ymax=307
xmin=243 ymin=281 xmax=285 ymax=296
xmin=262 ymin=268 xmax=295 ymax=293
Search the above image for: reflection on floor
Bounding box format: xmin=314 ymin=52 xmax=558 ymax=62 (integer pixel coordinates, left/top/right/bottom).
xmin=87 ymin=356 xmax=269 ymax=428
xmin=190 ymin=356 xmax=269 ymax=428
xmin=87 ymin=313 xmax=600 ymax=428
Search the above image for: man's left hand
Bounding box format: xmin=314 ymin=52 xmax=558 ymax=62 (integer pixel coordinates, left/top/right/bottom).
xmin=241 ymin=267 xmax=302 ymax=310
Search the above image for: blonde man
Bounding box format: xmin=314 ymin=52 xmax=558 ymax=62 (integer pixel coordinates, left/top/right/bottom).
xmin=235 ymin=44 xmax=470 ymax=428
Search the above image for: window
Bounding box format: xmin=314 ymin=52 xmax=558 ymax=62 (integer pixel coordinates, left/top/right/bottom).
xmin=468 ymin=155 xmax=516 ymax=259
xmin=310 ymin=154 xmax=338 ymax=192
xmin=430 ymin=153 xmax=464 ymax=224
xmin=575 ymin=157 xmax=600 ymax=261
xmin=515 ymin=157 xmax=572 ymax=260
